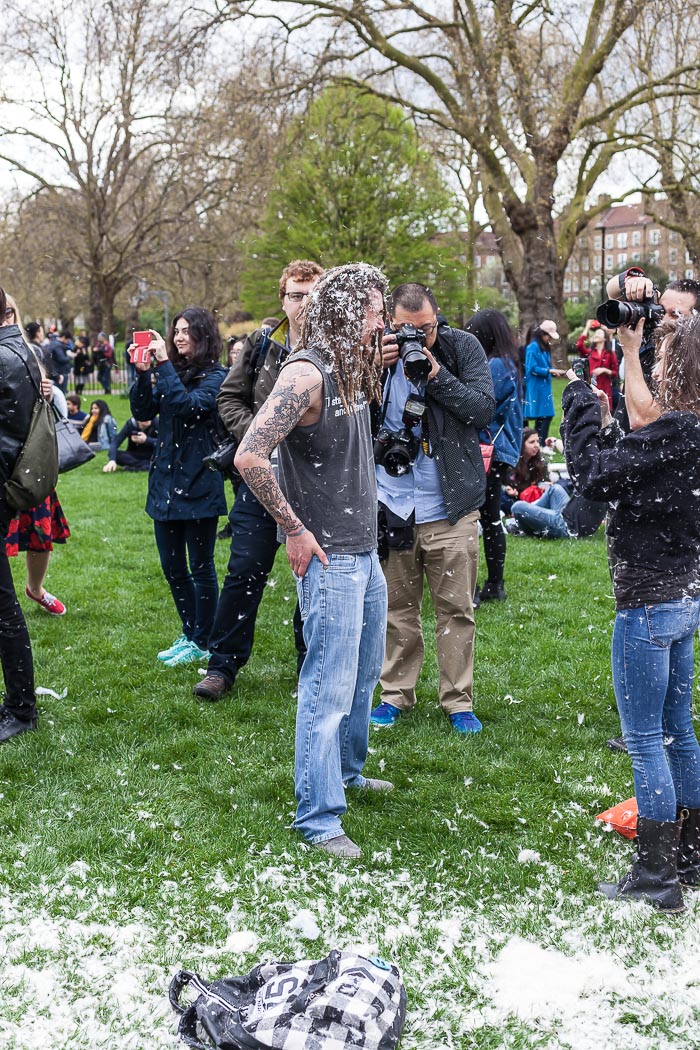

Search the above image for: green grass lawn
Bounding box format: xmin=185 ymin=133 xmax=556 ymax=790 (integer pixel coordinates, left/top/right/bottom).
xmin=1 ymin=394 xmax=699 ymax=1048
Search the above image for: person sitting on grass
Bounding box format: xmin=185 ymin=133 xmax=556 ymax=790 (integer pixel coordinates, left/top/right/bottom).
xmin=66 ymin=394 xmax=88 ymax=429
xmin=81 ymin=399 xmax=118 ymax=452
xmin=103 ymin=417 xmax=158 ymax=473
xmin=501 ymin=428 xmax=548 ymax=515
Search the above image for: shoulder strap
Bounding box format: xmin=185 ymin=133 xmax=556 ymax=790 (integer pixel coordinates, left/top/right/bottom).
xmin=251 ymin=327 xmax=272 ymax=377
xmin=5 ymin=344 xmax=43 ymax=400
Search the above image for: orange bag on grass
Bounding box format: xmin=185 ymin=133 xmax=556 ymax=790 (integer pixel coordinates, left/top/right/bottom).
xmin=595 ymin=797 xmax=638 ymax=839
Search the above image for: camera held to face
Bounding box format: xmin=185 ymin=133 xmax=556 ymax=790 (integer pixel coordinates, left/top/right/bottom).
xmin=373 ymin=392 xmax=426 ymax=477
xmin=596 ymin=292 xmax=665 ymax=337
xmin=394 ymin=323 xmax=431 ymax=385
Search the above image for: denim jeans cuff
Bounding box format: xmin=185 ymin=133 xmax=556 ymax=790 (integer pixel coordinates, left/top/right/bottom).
xmin=307 ymin=826 xmax=346 ymax=846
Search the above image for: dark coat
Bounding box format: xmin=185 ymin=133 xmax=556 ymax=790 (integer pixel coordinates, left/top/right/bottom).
xmin=0 ymin=325 xmax=42 ymax=486
xmin=131 ymin=360 xmax=228 ymax=521
xmin=426 ymin=325 xmax=495 ymax=523
xmin=562 ymin=380 xmax=700 ymax=595
xmin=217 ymin=318 xmax=290 ymax=443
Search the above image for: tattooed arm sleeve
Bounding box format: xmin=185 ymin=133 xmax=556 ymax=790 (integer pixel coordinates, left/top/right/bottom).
xmin=234 ymin=362 xmax=322 ymax=535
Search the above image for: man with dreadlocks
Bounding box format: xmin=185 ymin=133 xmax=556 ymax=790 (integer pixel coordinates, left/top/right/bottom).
xmin=235 ymin=263 xmax=391 ymax=858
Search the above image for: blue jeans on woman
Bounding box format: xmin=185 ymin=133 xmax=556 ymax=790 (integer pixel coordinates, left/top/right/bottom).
xmin=612 ymin=598 xmax=700 ymax=821
xmin=153 ymin=518 xmax=219 ymax=650
xmin=512 ymin=483 xmax=571 ymax=538
xmin=294 ymin=551 xmax=387 ymax=844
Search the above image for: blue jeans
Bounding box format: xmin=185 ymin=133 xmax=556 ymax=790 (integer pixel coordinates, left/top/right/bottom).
xmin=294 ymin=551 xmax=387 ymax=844
xmin=153 ymin=518 xmax=219 ymax=649
xmin=512 ymin=484 xmax=570 ymax=539
xmin=612 ymin=598 xmax=700 ymax=821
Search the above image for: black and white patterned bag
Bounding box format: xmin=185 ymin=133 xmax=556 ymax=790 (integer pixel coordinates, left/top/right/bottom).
xmin=169 ymin=949 xmax=406 ymax=1049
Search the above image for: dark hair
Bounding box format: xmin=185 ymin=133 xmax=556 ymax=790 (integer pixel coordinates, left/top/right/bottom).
xmin=389 ymin=283 xmax=438 ymax=316
xmin=665 ymin=279 xmax=700 ymax=310
xmin=66 ymin=393 xmax=82 ymax=408
xmin=168 ymin=307 xmax=221 ymax=371
xmin=26 ymin=321 xmax=42 ymax=341
xmin=59 ymin=329 xmax=73 ymax=340
xmin=0 ymin=286 xmax=6 ymax=317
xmin=464 ymin=308 xmax=520 ymax=377
xmin=300 ymin=262 xmax=387 ymax=413
xmin=90 ymin=399 xmax=111 ymax=425
xmin=514 ymin=427 xmax=547 ymax=489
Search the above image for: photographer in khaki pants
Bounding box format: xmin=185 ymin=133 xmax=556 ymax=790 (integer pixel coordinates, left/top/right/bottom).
xmin=370 ymin=284 xmax=494 ymax=734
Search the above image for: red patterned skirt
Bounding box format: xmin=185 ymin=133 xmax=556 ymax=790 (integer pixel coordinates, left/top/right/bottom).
xmin=5 ymin=491 xmax=71 ymax=556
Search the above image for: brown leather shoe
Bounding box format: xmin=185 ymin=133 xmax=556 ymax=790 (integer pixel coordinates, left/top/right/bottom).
xmin=192 ymin=674 xmax=230 ymax=701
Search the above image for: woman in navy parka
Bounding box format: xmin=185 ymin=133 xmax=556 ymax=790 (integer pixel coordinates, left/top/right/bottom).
xmin=131 ymin=308 xmax=227 ymax=666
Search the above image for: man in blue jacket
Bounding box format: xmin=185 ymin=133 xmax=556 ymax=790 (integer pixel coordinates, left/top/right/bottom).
xmin=370 ymin=283 xmax=494 ymax=734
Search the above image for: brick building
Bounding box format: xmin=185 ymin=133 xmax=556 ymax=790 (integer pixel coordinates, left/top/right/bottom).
xmin=471 ymin=200 xmax=698 ymax=304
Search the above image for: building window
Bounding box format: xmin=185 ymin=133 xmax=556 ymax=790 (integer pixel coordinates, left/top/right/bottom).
xmin=649 ymin=228 xmax=661 ymax=245
xmin=669 ymin=231 xmax=679 ymax=243
xmin=685 ymin=268 xmax=695 ymax=279
xmin=606 ymin=254 xmax=614 ymax=269
xmin=617 ymin=253 xmax=628 ymax=266
xmin=581 ymin=256 xmax=589 ymax=271
xmin=564 ymin=278 xmax=571 ymax=292
xmin=686 ymin=250 xmax=693 ymax=263
xmin=571 ymin=258 xmax=579 ymax=272
xmin=631 ymin=251 xmax=641 ymax=261
xmin=617 ymin=232 xmax=628 ymax=248
xmin=582 ymin=276 xmax=589 ymax=290
xmin=475 ymin=255 xmax=481 ymax=268
xmin=632 ymin=231 xmax=641 ymax=246
xmin=648 ymin=250 xmax=659 ymax=265
xmin=573 ymin=278 xmax=579 ymax=291
xmin=605 ymin=234 xmax=613 ymax=249
xmin=594 ymin=235 xmax=602 ymax=250
xmin=669 ymin=271 xmax=677 ymax=281
xmin=669 ymin=249 xmax=677 ymax=264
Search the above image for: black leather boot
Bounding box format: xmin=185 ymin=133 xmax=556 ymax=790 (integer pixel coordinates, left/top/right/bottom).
xmin=598 ymin=816 xmax=685 ymax=913
xmin=677 ymin=807 xmax=700 ymax=890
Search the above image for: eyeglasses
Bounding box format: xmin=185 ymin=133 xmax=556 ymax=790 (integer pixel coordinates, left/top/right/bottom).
xmin=284 ymin=291 xmax=310 ymax=303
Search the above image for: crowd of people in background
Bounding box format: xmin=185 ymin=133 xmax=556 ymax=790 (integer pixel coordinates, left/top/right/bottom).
xmin=1 ymin=261 xmax=700 ymax=908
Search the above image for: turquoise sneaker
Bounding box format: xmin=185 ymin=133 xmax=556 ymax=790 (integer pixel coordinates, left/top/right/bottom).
xmin=370 ymin=702 xmax=401 ymax=727
xmin=449 ymin=712 xmax=482 ymax=734
xmin=163 ymin=641 xmax=209 ymax=667
xmin=157 ymin=634 xmax=188 ymax=662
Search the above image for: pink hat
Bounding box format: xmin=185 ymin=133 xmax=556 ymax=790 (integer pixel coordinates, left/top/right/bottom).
xmin=539 ymin=320 xmax=560 ymax=341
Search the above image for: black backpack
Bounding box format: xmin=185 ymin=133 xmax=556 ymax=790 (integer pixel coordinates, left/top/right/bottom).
xmin=170 ymin=949 xmax=406 ymax=1050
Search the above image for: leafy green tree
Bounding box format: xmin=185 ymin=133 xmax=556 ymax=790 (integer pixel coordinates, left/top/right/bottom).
xmin=241 ymin=86 xmax=466 ymax=318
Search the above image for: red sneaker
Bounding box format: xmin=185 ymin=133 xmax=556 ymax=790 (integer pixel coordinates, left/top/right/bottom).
xmin=25 ymin=587 xmax=66 ymax=616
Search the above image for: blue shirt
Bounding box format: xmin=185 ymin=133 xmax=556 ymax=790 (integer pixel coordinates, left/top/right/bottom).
xmin=376 ymin=360 xmax=448 ymax=525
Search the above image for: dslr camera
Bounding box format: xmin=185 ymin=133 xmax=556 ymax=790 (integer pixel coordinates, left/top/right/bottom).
xmin=596 ymin=289 xmax=665 ymax=338
xmin=373 ymin=393 xmax=426 ymax=477
xmin=203 ymin=435 xmax=239 ymax=482
xmin=393 ymin=323 xmax=431 ymax=384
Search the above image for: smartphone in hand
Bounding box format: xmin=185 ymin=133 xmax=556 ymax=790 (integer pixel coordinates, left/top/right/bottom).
xmin=130 ymin=330 xmax=152 ymax=365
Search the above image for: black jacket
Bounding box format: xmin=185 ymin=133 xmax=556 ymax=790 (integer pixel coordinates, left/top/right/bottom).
xmin=0 ymin=325 xmax=42 ymax=486
xmin=109 ymin=417 xmax=159 ymax=461
xmin=425 ymin=325 xmax=495 ymax=523
xmin=562 ymin=380 xmax=700 ymax=602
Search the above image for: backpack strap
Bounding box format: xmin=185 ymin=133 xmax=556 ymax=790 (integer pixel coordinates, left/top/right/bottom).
xmin=5 ymin=344 xmax=44 ymax=400
xmin=251 ymin=327 xmax=272 ymax=378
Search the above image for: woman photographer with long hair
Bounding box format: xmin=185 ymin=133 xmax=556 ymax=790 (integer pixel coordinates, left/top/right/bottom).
xmin=464 ymin=308 xmax=523 ymax=602
xmin=131 ymin=308 xmax=227 ymax=667
xmin=562 ymin=314 xmax=700 ymax=914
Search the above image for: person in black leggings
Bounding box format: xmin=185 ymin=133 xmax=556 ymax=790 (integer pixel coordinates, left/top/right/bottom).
xmin=464 ymin=309 xmax=523 ymax=602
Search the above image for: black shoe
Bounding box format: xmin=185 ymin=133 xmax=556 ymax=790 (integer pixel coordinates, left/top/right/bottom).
xmin=193 ymin=673 xmax=231 ymax=701
xmin=479 ymin=579 xmax=506 ymax=601
xmin=0 ymin=709 xmax=37 ymax=743
xmin=677 ymin=807 xmax=700 ymax=889
xmin=597 ymin=816 xmax=685 ymax=913
xmin=472 ymin=586 xmax=481 ymax=609
xmin=217 ymin=522 xmax=232 ymax=541
xmin=606 ymin=735 xmax=628 ymax=753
